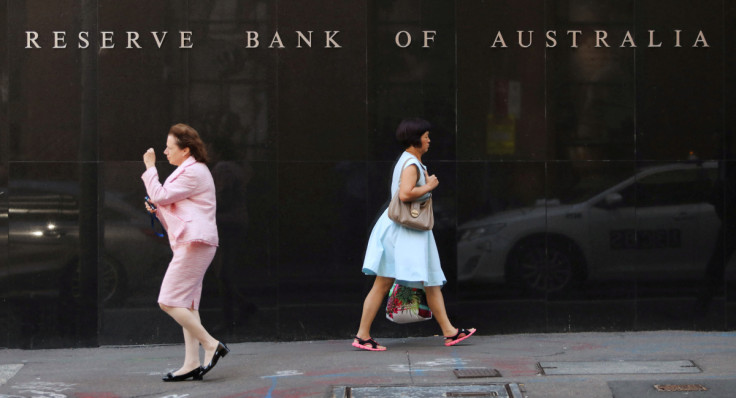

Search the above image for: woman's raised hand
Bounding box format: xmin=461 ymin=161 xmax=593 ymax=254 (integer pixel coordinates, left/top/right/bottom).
xmin=143 ymin=148 xmax=156 ymax=169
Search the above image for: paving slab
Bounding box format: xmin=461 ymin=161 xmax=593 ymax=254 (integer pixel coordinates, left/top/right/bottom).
xmin=539 ymin=360 xmax=701 ymax=375
xmin=0 ymin=365 xmax=23 ymax=387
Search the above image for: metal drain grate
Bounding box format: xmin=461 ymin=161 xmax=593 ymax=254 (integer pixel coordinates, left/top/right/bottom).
xmin=454 ymin=368 xmax=502 ymax=378
xmin=332 ymin=383 xmax=524 ymax=398
xmin=654 ymin=384 xmax=708 ymax=392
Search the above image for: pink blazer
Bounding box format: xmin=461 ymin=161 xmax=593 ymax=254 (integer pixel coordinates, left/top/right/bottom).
xmin=141 ymin=156 xmax=219 ymax=247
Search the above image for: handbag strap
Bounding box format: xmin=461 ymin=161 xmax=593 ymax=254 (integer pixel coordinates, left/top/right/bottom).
xmin=395 ymin=155 xmax=432 ymax=203
xmin=397 ymin=156 xmax=423 ymax=187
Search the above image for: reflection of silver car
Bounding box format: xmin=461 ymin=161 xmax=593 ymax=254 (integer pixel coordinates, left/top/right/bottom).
xmin=1 ymin=181 xmax=169 ymax=306
xmin=458 ymin=162 xmax=720 ymax=293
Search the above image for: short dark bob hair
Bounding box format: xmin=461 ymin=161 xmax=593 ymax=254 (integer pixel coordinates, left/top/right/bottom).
xmin=396 ymin=117 xmax=432 ymax=148
xmin=169 ymin=123 xmax=209 ymax=163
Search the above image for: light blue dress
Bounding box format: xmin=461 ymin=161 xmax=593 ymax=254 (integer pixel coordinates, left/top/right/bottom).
xmin=362 ymin=151 xmax=446 ymax=288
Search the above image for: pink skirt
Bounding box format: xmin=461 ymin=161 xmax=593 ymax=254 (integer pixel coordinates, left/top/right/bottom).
xmin=158 ymin=242 xmax=217 ymax=310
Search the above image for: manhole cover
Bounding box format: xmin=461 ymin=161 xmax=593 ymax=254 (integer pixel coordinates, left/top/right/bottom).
xmin=454 ymin=368 xmax=502 ymax=378
xmin=654 ymin=384 xmax=708 ymax=392
xmin=330 ymin=383 xmax=524 ymax=398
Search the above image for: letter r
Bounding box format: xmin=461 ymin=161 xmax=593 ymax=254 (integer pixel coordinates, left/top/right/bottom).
xmin=26 ymin=31 xmax=40 ymax=49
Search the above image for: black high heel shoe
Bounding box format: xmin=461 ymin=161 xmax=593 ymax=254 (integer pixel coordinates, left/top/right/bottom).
xmin=199 ymin=342 xmax=230 ymax=378
xmin=162 ymin=366 xmax=203 ymax=382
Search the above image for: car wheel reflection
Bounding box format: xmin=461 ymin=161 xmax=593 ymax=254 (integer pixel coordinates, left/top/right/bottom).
xmin=507 ymin=236 xmax=585 ymax=294
xmin=66 ymin=255 xmax=128 ymax=306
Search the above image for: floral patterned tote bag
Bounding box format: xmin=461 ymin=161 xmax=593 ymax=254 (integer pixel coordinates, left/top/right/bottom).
xmin=385 ymin=283 xmax=433 ymax=324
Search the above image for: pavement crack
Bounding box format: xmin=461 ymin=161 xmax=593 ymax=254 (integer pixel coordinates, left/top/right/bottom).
xmin=406 ymin=351 xmax=414 ymax=384
xmin=534 ymin=351 xmax=566 ymax=358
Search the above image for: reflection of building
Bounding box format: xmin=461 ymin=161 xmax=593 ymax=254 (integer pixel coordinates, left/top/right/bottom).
xmin=549 ymin=1 xmax=636 ymax=162
xmin=369 ymin=1 xmax=456 ymax=161
xmin=187 ymin=1 xmax=273 ymax=161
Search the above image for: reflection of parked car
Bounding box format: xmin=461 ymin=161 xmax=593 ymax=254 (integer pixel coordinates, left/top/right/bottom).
xmin=1 ymin=181 xmax=170 ymax=306
xmin=458 ymin=162 xmax=720 ymax=293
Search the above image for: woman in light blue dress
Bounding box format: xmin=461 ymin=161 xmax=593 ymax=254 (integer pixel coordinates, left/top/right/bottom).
xmin=352 ymin=118 xmax=476 ymax=351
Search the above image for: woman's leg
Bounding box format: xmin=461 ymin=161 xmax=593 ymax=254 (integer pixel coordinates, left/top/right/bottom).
xmin=424 ymin=286 xmax=458 ymax=336
xmin=180 ymin=324 xmax=201 ymax=373
xmin=161 ymin=304 xmax=220 ymax=367
xmin=425 ymin=286 xmax=476 ymax=344
xmin=355 ymin=276 xmax=395 ymax=347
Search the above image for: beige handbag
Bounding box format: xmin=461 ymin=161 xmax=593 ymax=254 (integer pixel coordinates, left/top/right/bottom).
xmin=387 ymin=158 xmax=434 ymax=231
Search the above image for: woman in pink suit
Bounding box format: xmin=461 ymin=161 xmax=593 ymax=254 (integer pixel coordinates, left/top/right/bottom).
xmin=142 ymin=123 xmax=229 ymax=382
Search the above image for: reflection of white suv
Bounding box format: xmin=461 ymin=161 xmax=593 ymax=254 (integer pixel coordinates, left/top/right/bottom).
xmin=457 ymin=162 xmax=720 ymax=293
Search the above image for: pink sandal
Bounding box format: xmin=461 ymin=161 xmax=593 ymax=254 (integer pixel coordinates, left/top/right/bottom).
xmin=444 ymin=328 xmax=476 ymax=347
xmin=352 ymin=336 xmax=387 ymax=351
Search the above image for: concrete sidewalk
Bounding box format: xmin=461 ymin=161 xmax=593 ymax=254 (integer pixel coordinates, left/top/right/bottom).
xmin=1 ymin=331 xmax=735 ymax=398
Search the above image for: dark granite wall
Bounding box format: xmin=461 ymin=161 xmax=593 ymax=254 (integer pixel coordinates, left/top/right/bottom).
xmin=1 ymin=0 xmax=734 ymax=348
